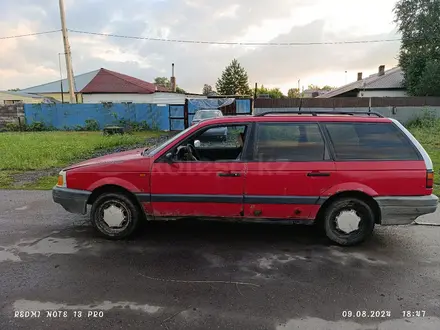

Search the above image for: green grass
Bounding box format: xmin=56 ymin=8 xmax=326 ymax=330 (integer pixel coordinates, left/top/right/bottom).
xmin=0 ymin=171 xmax=14 ymax=188
xmin=408 ymin=118 xmax=440 ymax=196
xmin=0 ymin=131 xmax=162 ymax=190
xmin=0 ymin=131 xmax=161 ymax=171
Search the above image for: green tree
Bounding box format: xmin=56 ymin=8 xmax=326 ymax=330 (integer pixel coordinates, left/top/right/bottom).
xmin=394 ymin=0 xmax=440 ymax=96
xmin=414 ymin=61 xmax=440 ymax=96
xmin=154 ymin=77 xmax=170 ymax=87
xmin=154 ymin=77 xmax=186 ymax=94
xmin=202 ymin=84 xmax=213 ymax=95
xmin=287 ymin=88 xmax=301 ymax=98
xmin=7 ymin=88 xmax=20 ymax=92
xmin=176 ymin=86 xmax=186 ymax=94
xmin=307 ymin=84 xmax=335 ymax=91
xmin=257 ymin=85 xmax=285 ymax=98
xmin=307 ymin=84 xmax=320 ymax=90
xmin=216 ymin=59 xmax=251 ymax=95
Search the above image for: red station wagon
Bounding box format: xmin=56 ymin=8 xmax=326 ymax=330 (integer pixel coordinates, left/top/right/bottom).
xmin=53 ymin=111 xmax=438 ymax=246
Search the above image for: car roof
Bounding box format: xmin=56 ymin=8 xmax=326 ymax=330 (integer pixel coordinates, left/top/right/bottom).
xmin=197 ymin=113 xmax=392 ymax=126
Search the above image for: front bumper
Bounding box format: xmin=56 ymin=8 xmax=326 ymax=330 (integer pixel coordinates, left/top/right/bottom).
xmin=52 ymin=186 xmax=92 ymax=215
xmin=375 ymin=194 xmax=438 ymax=225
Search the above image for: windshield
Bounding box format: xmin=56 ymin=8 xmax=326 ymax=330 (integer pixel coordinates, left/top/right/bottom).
xmin=194 ymin=110 xmax=222 ymax=120
xmin=146 ymin=124 xmax=198 ymax=156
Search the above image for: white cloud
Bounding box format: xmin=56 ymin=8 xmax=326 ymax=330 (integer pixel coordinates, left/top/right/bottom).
xmin=0 ymin=0 xmax=400 ymax=93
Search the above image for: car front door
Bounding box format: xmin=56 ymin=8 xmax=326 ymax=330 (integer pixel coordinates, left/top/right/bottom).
xmin=150 ymin=124 xmax=249 ymax=218
xmin=244 ymin=121 xmax=336 ymax=220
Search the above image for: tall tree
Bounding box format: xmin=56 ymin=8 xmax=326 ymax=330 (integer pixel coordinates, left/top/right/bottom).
xmin=287 ymin=88 xmax=301 ymax=98
xmin=154 ymin=77 xmax=186 ymax=94
xmin=202 ymin=84 xmax=213 ymax=95
xmin=394 ymin=0 xmax=440 ymax=96
xmin=216 ymin=59 xmax=251 ymax=95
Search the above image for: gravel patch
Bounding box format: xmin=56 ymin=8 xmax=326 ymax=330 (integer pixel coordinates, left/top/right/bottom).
xmin=12 ymin=169 xmax=60 ymax=187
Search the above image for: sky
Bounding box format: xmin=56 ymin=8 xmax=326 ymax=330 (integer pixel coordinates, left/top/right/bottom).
xmin=0 ymin=0 xmax=401 ymax=94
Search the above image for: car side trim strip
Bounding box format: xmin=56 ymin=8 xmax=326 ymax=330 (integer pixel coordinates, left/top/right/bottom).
xmin=244 ymin=196 xmax=320 ymax=205
xmin=137 ymin=193 xmax=325 ymax=205
xmin=151 ymin=194 xmax=242 ymax=204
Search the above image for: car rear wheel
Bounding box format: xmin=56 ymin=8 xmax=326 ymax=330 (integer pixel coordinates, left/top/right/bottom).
xmin=323 ymin=197 xmax=375 ymax=246
xmin=90 ymin=192 xmax=142 ymax=240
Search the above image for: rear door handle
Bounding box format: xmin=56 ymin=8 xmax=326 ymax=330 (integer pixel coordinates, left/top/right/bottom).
xmin=307 ymin=172 xmax=331 ymax=177
xmin=218 ymin=172 xmax=241 ymax=177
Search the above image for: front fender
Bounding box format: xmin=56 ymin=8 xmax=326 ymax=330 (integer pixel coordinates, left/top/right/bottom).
xmin=87 ymin=177 xmax=142 ymax=193
xmin=321 ymin=182 xmax=378 ymax=198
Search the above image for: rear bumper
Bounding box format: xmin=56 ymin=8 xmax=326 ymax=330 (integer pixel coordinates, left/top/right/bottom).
xmin=52 ymin=186 xmax=91 ymax=215
xmin=375 ymin=194 xmax=438 ymax=225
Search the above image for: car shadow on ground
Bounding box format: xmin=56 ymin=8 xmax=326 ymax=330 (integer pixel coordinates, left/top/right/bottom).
xmin=69 ymin=218 xmax=391 ymax=251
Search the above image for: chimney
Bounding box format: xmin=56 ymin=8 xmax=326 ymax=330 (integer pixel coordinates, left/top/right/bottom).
xmin=357 ymin=72 xmax=363 ymax=81
xmin=378 ymin=65 xmax=385 ymax=76
xmin=170 ymin=63 xmax=177 ymax=92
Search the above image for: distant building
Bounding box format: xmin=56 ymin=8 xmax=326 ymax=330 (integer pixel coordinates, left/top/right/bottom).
xmin=317 ymin=66 xmax=406 ymax=98
xmin=0 ymin=90 xmax=57 ymax=105
xmin=21 ymin=68 xmax=204 ymax=104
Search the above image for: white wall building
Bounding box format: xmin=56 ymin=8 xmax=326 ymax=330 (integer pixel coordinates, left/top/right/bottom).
xmin=318 ymin=66 xmax=407 ymax=98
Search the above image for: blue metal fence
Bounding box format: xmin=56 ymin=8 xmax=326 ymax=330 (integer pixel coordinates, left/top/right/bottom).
xmin=24 ymin=98 xmax=253 ymax=131
xmin=24 ymin=103 xmax=171 ymax=130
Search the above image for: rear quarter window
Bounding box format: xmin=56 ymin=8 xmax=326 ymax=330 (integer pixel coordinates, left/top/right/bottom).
xmin=324 ymin=122 xmax=421 ymax=161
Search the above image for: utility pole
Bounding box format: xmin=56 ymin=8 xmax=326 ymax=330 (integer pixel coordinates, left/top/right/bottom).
xmin=59 ymin=0 xmax=76 ymax=103
xmin=58 ymin=53 xmax=65 ymax=103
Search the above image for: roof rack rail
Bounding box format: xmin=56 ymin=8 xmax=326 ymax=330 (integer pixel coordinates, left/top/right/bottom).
xmin=254 ymin=110 xmax=384 ymax=118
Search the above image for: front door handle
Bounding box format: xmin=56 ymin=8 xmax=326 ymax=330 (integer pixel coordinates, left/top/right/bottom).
xmin=218 ymin=172 xmax=241 ymax=177
xmin=307 ymin=172 xmax=331 ymax=177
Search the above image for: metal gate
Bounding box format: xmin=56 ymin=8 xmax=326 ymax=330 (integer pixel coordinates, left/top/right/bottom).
xmin=182 ymin=98 xmax=253 ymax=129
xmin=169 ymin=104 xmax=185 ymax=131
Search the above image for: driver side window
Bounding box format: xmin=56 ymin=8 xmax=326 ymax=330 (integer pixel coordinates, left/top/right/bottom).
xmin=173 ymin=124 xmax=248 ymax=162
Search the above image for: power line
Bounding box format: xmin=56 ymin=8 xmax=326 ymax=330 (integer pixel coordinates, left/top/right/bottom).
xmin=0 ymin=30 xmax=61 ymax=40
xmin=0 ymin=28 xmax=403 ymax=46
xmin=68 ymin=29 xmax=401 ymax=46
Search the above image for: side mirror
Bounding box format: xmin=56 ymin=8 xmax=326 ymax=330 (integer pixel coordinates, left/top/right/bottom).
xmin=165 ymin=152 xmax=174 ymax=164
xmin=194 ymin=140 xmax=201 ymax=148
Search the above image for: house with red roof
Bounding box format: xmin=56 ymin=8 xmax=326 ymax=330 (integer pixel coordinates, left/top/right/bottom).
xmin=22 ymin=68 xmax=204 ymax=104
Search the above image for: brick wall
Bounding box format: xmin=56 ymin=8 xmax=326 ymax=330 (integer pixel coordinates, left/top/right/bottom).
xmin=0 ymin=104 xmax=25 ymax=128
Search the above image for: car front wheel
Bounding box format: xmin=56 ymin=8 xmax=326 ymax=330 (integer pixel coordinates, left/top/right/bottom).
xmin=90 ymin=192 xmax=142 ymax=240
xmin=323 ymin=197 xmax=375 ymax=246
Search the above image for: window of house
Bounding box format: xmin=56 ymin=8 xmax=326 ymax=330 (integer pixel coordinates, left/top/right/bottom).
xmin=325 ymin=122 xmax=420 ymax=160
xmin=254 ymin=123 xmax=326 ymax=161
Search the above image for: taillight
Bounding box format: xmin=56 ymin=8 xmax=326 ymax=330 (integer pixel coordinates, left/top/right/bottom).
xmin=426 ymin=170 xmax=434 ymax=189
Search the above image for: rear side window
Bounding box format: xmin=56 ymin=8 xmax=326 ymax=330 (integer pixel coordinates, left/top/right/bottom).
xmin=254 ymin=123 xmax=326 ymax=161
xmin=325 ymin=122 xmax=420 ymax=160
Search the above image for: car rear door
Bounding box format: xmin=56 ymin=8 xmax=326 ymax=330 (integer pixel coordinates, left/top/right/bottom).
xmin=244 ymin=121 xmax=336 ymax=220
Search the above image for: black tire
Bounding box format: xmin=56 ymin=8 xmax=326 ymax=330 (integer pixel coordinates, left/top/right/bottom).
xmin=90 ymin=192 xmax=142 ymax=240
xmin=323 ymin=197 xmax=375 ymax=246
